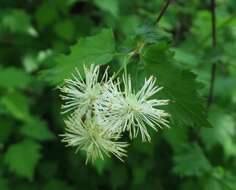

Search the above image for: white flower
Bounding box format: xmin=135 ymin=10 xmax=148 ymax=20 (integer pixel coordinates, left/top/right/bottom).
xmin=95 ymin=75 xmax=170 ymax=142
xmin=61 ymin=113 xmax=128 ymax=163
xmin=60 ymin=64 xmax=108 ymax=115
xmin=60 ymin=63 xmax=171 ymax=163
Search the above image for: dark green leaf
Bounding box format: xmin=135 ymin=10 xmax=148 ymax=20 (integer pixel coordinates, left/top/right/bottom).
xmin=0 ymin=177 xmax=9 ymax=190
xmin=0 ymin=119 xmax=13 ymax=143
xmin=43 ymin=179 xmax=75 ymax=190
xmin=141 ymin=43 xmax=211 ymax=128
xmin=20 ymin=117 xmax=55 ymax=141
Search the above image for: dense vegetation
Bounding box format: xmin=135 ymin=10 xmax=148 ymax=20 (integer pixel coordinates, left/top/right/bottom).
xmin=0 ymin=0 xmax=236 ymax=189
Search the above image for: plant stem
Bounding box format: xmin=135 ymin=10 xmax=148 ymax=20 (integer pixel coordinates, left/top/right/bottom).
xmin=155 ymin=0 xmax=171 ymax=25
xmin=207 ymin=0 xmax=217 ymax=108
xmin=116 ymin=0 xmax=171 ymax=78
xmin=211 ymin=0 xmax=217 ymax=48
xmin=113 ymin=52 xmax=133 ymax=79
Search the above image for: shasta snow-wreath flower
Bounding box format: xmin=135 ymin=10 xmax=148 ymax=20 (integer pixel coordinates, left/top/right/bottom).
xmin=60 ymin=64 xmax=108 ymax=115
xmin=60 ymin=64 xmax=170 ymax=163
xmin=61 ymin=113 xmax=128 ymax=163
xmin=95 ymin=75 xmax=170 ymax=142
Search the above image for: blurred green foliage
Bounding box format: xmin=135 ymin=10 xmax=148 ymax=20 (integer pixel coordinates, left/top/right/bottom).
xmin=0 ymin=0 xmax=236 ymax=189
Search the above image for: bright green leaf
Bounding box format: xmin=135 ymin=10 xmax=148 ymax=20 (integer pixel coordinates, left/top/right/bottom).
xmin=54 ymin=19 xmax=75 ymax=41
xmin=94 ymin=0 xmax=119 ymax=17
xmin=135 ymin=24 xmax=171 ymax=44
xmin=41 ymin=29 xmax=115 ymax=84
xmin=0 ymin=91 xmax=31 ymax=122
xmin=22 ymin=54 xmax=39 ymax=73
xmin=35 ymin=2 xmax=59 ymax=29
xmin=201 ymin=106 xmax=236 ymax=157
xmin=203 ymin=167 xmax=236 ymax=190
xmin=4 ymin=140 xmax=42 ymax=180
xmin=1 ymin=9 xmax=36 ymax=36
xmin=173 ymin=143 xmax=212 ymax=177
xmin=0 ymin=67 xmax=32 ymax=89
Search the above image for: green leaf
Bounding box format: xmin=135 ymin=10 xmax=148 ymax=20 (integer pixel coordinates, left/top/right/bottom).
xmin=22 ymin=54 xmax=39 ymax=73
xmin=54 ymin=19 xmax=75 ymax=41
xmin=1 ymin=9 xmax=36 ymax=36
xmin=191 ymin=11 xmax=211 ymax=45
xmin=11 ymin=184 xmax=38 ymax=190
xmin=0 ymin=177 xmax=9 ymax=190
xmin=201 ymin=106 xmax=236 ymax=157
xmin=179 ymin=180 xmax=199 ymax=190
xmin=141 ymin=43 xmax=211 ymax=128
xmin=203 ymin=178 xmax=221 ymax=190
xmin=0 ymin=91 xmax=31 ymax=122
xmin=135 ymin=24 xmax=172 ymax=44
xmin=0 ymin=119 xmax=13 ymax=143
xmin=20 ymin=117 xmax=55 ymax=141
xmin=41 ymin=29 xmax=115 ymax=84
xmin=35 ymin=2 xmax=59 ymax=29
xmin=132 ymin=166 xmax=146 ymax=186
xmin=0 ymin=67 xmax=32 ymax=90
xmin=110 ymin=166 xmax=128 ymax=189
xmin=43 ymin=179 xmax=75 ymax=190
xmin=38 ymin=161 xmax=58 ymax=180
xmin=203 ymin=167 xmax=236 ymax=190
xmin=94 ymin=0 xmax=119 ymax=17
xmin=4 ymin=140 xmax=42 ymax=180
xmin=163 ymin=127 xmax=188 ymax=153
xmin=174 ymin=48 xmax=199 ymax=68
xmin=92 ymin=158 xmax=111 ymax=175
xmin=173 ymin=143 xmax=212 ymax=177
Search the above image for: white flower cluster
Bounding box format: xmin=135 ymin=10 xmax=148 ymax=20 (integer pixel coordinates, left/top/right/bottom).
xmin=60 ymin=64 xmax=170 ymax=163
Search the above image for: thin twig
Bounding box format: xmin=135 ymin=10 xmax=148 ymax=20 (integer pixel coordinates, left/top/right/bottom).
xmin=207 ymin=0 xmax=217 ymax=108
xmin=117 ymin=0 xmax=171 ymax=76
xmin=155 ymin=0 xmax=171 ymax=25
xmin=211 ymin=0 xmax=217 ymax=47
